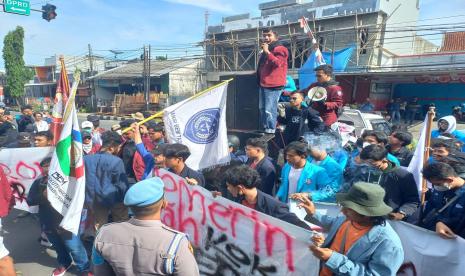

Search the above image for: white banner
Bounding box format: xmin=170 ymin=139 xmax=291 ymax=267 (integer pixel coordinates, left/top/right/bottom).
xmin=163 ymin=82 xmax=230 ymax=170
xmin=0 ymin=147 xmax=53 ymax=212
xmin=154 ymin=169 xmax=319 ymax=275
xmin=391 ymin=221 xmax=465 ymax=276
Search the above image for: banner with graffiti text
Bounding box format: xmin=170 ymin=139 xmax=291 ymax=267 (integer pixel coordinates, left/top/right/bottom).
xmin=154 ymin=169 xmax=319 ymax=275
xmin=0 ymin=147 xmax=54 ymax=212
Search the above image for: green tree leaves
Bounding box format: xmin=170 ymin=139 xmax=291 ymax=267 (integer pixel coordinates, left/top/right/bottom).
xmin=2 ymin=26 xmax=34 ymax=105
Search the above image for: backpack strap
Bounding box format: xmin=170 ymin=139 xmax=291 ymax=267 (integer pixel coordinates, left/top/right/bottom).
xmin=163 ymin=233 xmax=185 ymax=275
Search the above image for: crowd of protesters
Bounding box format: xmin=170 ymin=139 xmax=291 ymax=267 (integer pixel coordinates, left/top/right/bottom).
xmin=0 ymin=29 xmax=464 ymax=276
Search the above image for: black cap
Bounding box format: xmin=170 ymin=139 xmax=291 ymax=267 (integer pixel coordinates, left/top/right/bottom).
xmin=87 ymin=114 xmax=100 ymax=122
xmin=150 ymin=123 xmax=164 ymax=132
xmin=151 ymin=143 xmax=168 ymax=156
xmin=120 ymin=119 xmax=136 ymax=129
xmin=18 ymin=132 xmax=32 ymax=144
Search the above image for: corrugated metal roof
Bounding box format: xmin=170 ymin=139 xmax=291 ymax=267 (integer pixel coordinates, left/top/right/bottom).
xmin=441 ymin=31 xmax=465 ymax=52
xmin=90 ymin=59 xmax=201 ymax=80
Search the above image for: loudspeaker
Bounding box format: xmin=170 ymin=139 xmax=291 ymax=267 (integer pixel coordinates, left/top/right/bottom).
xmin=221 ymin=74 xmax=260 ymax=131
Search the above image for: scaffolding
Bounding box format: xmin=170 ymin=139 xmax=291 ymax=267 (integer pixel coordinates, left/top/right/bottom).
xmin=204 ymin=14 xmax=382 ymax=73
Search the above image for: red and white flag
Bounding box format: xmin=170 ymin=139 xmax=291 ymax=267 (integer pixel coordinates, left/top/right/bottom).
xmin=50 ymin=57 xmax=70 ymax=145
xmin=299 ymin=16 xmax=317 ymax=44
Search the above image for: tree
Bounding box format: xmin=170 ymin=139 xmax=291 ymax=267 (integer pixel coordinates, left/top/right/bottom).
xmin=155 ymin=55 xmax=168 ymax=61
xmin=2 ymin=26 xmax=34 ymax=106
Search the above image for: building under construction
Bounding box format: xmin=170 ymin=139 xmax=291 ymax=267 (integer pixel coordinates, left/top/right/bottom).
xmin=205 ymin=0 xmax=420 ymax=79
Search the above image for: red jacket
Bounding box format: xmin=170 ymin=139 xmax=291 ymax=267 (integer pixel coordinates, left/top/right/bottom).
xmin=257 ymin=42 xmax=289 ymax=88
xmin=301 ymin=80 xmax=343 ymax=126
xmin=132 ymin=139 xmax=155 ymax=181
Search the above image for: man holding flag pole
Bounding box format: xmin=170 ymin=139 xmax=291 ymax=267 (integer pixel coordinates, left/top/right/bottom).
xmin=47 ymin=69 xmax=91 ymax=276
xmin=408 ymin=106 xmax=436 ymax=202
xmin=121 ymin=78 xmax=233 ymax=171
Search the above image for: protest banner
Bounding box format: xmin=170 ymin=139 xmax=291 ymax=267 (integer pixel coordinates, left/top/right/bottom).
xmin=391 ymin=221 xmax=465 ymax=276
xmin=163 ymin=80 xmax=231 ymax=170
xmin=154 ymin=169 xmax=319 ymax=275
xmin=0 ymin=147 xmax=53 ymax=212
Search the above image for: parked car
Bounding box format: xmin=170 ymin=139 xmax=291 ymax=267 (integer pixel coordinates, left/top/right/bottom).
xmin=338 ymin=108 xmax=391 ymax=137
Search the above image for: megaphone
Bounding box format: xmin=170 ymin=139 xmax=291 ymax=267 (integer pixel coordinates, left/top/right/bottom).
xmin=307 ymin=86 xmax=327 ymax=102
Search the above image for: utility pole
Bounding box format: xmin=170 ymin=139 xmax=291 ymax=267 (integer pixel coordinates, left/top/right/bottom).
xmin=142 ymin=45 xmax=150 ymax=111
xmin=142 ymin=45 xmax=146 ymax=110
xmin=203 ymin=10 xmax=209 ymax=89
xmin=147 ymin=45 xmax=151 ymax=111
xmin=88 ymin=43 xmax=96 ymax=112
xmin=331 ymin=30 xmax=336 ymax=66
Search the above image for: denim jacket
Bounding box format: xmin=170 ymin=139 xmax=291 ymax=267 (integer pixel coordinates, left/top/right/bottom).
xmin=307 ymin=213 xmax=404 ymax=276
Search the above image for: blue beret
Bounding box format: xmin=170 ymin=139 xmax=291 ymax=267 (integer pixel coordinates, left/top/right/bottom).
xmin=124 ymin=177 xmax=165 ymax=207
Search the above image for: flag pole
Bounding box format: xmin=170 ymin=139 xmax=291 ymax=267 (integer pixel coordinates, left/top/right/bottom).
xmin=421 ymin=106 xmax=435 ymax=205
xmin=121 ymin=78 xmax=233 ymax=134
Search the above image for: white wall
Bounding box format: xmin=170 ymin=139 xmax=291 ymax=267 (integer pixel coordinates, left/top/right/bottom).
xmin=168 ymin=61 xmax=205 ymax=98
xmin=223 ymin=14 xmax=282 ymax=32
xmin=378 ymin=0 xmax=420 ymax=55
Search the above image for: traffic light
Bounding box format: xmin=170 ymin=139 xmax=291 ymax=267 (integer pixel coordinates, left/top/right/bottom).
xmin=42 ymin=4 xmax=57 ymax=21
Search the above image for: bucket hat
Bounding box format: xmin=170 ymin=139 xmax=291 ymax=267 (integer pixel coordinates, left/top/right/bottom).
xmin=336 ymin=182 xmax=392 ymax=217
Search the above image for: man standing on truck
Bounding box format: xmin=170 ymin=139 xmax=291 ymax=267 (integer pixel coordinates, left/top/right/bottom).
xmin=301 ymin=64 xmax=343 ymax=127
xmin=257 ymin=28 xmax=289 ymax=135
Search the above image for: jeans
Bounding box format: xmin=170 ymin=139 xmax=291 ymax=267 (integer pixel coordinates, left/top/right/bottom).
xmin=405 ymin=110 xmax=417 ymax=125
xmin=259 ymin=87 xmax=282 ymax=133
xmin=391 ymin=110 xmax=401 ymax=124
xmin=45 ymin=229 xmax=90 ymax=272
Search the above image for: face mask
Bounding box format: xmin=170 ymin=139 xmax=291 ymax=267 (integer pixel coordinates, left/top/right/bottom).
xmin=362 ymin=142 xmax=371 ymax=148
xmin=433 ymin=184 xmax=451 ymax=192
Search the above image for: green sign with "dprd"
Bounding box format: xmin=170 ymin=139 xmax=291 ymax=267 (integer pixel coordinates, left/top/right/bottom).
xmin=3 ymin=0 xmax=30 ymax=16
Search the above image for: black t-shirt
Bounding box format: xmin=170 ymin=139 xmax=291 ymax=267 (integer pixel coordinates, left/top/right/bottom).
xmin=278 ymin=106 xmax=325 ymax=144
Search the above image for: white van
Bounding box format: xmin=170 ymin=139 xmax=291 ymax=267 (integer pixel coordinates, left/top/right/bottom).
xmin=338 ymin=108 xmax=391 ymax=137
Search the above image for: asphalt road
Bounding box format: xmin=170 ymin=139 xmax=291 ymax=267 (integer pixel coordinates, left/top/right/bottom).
xmin=76 ymin=113 xmax=120 ymax=131
xmin=2 ymin=209 xmax=79 ymax=276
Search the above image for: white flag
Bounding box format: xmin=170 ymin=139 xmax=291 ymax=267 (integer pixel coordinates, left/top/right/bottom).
xmin=407 ymin=114 xmax=430 ymax=193
xmin=47 ymin=72 xmax=86 ymax=235
xmin=163 ymin=82 xmax=230 ymax=170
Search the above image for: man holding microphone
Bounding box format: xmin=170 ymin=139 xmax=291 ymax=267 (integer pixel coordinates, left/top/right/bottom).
xmin=257 ymin=28 xmax=289 ymax=135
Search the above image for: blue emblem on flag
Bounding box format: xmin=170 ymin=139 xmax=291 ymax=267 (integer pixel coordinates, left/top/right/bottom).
xmin=184 ymin=108 xmax=220 ymax=144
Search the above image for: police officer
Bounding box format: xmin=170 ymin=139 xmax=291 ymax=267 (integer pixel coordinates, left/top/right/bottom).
xmin=92 ymin=177 xmax=199 ymax=276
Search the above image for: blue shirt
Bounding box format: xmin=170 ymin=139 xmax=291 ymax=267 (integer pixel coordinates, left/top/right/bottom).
xmin=308 ymin=155 xmax=344 ymax=191
xmin=359 ymin=103 xmax=374 ymax=112
xmin=277 ymin=161 xmax=336 ymax=203
xmin=423 ymin=185 xmax=465 ymax=234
